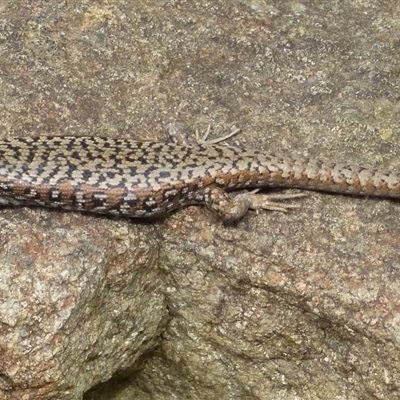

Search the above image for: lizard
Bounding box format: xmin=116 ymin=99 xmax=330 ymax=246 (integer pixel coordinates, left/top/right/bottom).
xmin=0 ymin=125 xmax=398 ymax=223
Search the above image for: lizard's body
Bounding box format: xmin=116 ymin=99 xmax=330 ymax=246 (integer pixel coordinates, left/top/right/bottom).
xmin=0 ymin=136 xmax=398 ymax=222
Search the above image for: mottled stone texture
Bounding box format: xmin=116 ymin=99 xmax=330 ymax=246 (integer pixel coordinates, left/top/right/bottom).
xmin=0 ymin=209 xmax=168 ymax=399
xmin=0 ymin=1 xmax=399 ymax=399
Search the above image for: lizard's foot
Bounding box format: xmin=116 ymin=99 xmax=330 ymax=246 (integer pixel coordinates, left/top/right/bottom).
xmin=203 ymin=186 xmax=308 ymax=223
xmin=166 ymin=122 xmax=240 ymax=146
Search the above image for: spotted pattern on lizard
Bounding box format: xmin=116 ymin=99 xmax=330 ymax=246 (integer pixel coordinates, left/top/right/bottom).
xmin=0 ymin=136 xmax=398 ymax=222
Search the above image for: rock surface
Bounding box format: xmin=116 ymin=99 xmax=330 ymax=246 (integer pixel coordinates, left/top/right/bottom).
xmin=0 ymin=1 xmax=399 ymax=399
xmin=0 ymin=209 xmax=168 ymax=400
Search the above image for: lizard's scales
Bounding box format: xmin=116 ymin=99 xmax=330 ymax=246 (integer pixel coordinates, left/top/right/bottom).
xmin=0 ymin=136 xmax=398 ymax=221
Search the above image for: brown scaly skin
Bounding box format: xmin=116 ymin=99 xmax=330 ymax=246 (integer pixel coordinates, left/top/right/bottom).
xmin=0 ymin=136 xmax=398 ymax=222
